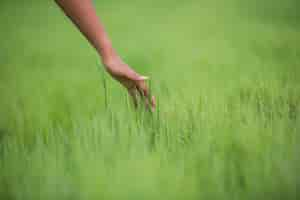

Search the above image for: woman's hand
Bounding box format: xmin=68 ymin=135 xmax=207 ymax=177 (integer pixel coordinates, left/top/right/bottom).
xmin=104 ymin=57 xmax=156 ymax=111
xmin=55 ymin=0 xmax=155 ymax=110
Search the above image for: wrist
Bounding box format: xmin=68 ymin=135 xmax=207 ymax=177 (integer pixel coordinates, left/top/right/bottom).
xmin=101 ymin=54 xmax=122 ymax=69
xmin=96 ymin=38 xmax=119 ymax=66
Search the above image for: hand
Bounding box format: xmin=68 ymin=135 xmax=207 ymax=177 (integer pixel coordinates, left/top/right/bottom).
xmin=54 ymin=0 xmax=155 ymax=110
xmin=103 ymin=57 xmax=156 ymax=111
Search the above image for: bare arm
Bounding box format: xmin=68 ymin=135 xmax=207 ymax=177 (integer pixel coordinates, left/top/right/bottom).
xmin=55 ymin=0 xmax=155 ymax=110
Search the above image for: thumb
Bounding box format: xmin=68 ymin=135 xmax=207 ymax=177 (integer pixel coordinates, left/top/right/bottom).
xmin=136 ymin=76 xmax=149 ymax=81
xmin=122 ymin=69 xmax=147 ymax=82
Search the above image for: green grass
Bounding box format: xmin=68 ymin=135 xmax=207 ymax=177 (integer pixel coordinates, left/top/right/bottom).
xmin=0 ymin=0 xmax=299 ymax=199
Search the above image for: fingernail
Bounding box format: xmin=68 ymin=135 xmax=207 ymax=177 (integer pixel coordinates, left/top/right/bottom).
xmin=151 ymin=96 xmax=156 ymax=107
xmin=140 ymin=76 xmax=149 ymax=80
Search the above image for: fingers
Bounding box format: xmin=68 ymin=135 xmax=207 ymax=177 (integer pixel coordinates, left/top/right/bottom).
xmin=136 ymin=80 xmax=148 ymax=97
xmin=136 ymin=80 xmax=156 ymax=111
xmin=127 ymin=88 xmax=138 ymax=108
xmin=118 ymin=65 xmax=154 ymax=111
xmin=151 ymin=95 xmax=156 ymax=109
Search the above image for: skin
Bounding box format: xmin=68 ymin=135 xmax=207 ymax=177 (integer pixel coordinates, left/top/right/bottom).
xmin=55 ymin=0 xmax=155 ymax=110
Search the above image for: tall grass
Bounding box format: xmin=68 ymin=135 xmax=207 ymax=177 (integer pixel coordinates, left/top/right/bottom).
xmin=0 ymin=0 xmax=299 ymax=199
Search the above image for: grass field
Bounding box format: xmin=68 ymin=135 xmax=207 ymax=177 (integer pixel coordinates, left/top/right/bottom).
xmin=0 ymin=0 xmax=299 ymax=199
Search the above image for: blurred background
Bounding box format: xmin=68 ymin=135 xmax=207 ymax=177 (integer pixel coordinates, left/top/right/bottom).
xmin=0 ymin=0 xmax=299 ymax=199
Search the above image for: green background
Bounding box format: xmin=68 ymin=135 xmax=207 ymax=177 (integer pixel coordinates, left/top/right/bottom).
xmin=0 ymin=0 xmax=299 ymax=199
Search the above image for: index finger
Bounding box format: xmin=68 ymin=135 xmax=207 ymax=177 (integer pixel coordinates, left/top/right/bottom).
xmin=136 ymin=80 xmax=155 ymax=111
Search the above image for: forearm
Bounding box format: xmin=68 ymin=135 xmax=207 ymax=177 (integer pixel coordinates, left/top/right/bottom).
xmin=55 ymin=0 xmax=118 ymax=64
xmin=55 ymin=0 xmax=155 ymax=110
